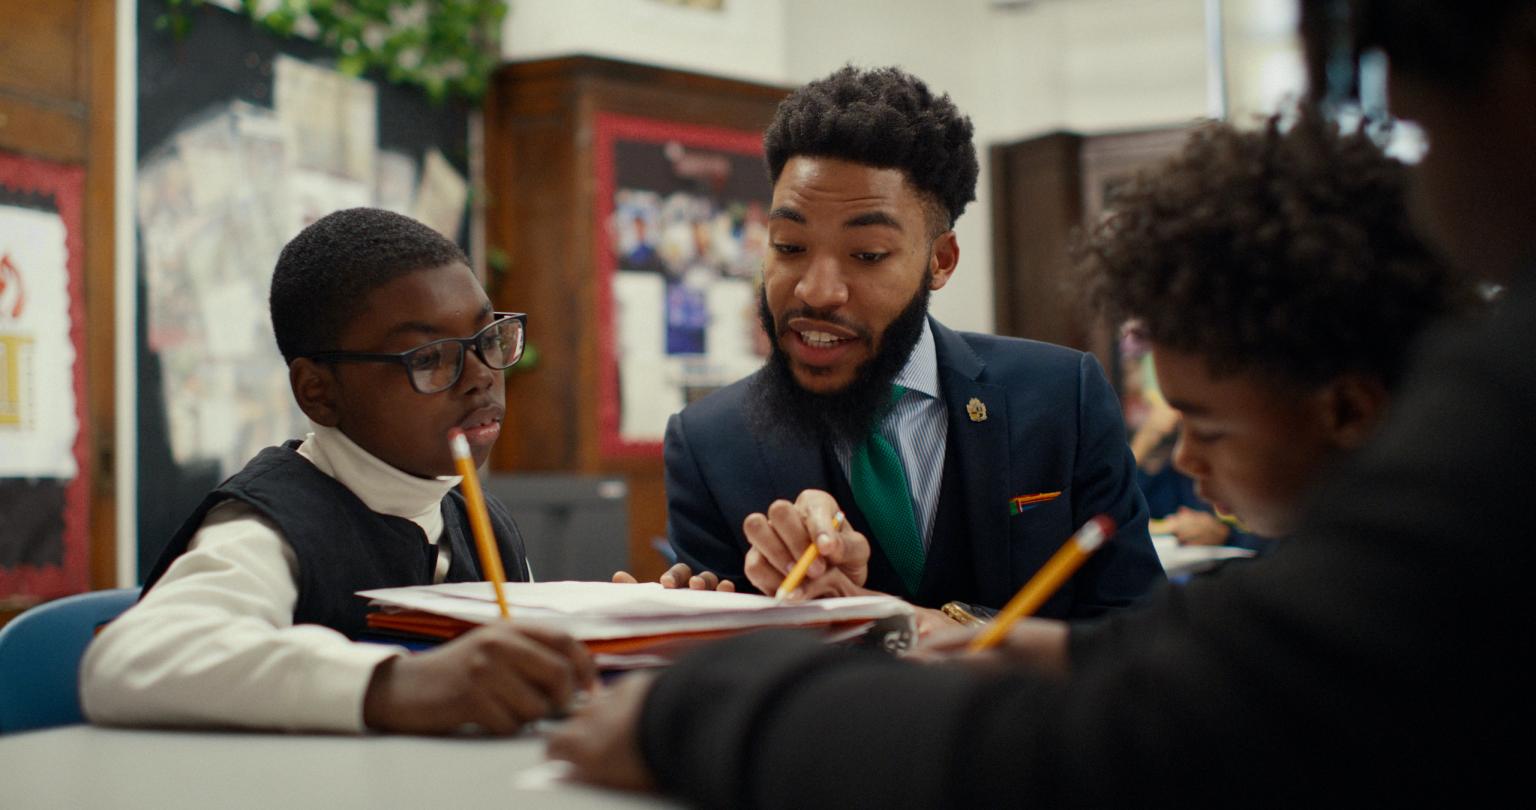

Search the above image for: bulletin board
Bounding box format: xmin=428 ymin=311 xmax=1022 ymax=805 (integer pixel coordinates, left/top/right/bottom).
xmin=0 ymin=152 xmax=89 ymax=601
xmin=593 ymin=113 xmax=771 ymax=458
xmin=134 ymin=0 xmax=472 ymax=578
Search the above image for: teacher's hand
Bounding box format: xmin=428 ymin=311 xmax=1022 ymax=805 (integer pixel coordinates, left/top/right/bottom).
xmin=742 ymin=489 xmax=871 ymax=598
xmin=612 ymin=563 xmax=737 ymax=591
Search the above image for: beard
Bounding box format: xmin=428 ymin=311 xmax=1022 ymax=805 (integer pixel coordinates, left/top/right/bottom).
xmin=748 ymin=269 xmax=932 ymax=448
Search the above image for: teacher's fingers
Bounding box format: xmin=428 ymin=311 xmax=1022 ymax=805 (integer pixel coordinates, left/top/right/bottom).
xmin=743 ymin=503 xmax=799 ymax=575
xmin=658 ymin=563 xmax=694 ymax=588
xmin=794 ymin=490 xmax=845 ymax=536
xmin=742 ymin=546 xmax=782 ymax=595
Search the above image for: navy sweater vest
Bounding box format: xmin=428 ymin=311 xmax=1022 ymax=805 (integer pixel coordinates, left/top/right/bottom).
xmin=142 ymin=441 xmax=530 ymax=639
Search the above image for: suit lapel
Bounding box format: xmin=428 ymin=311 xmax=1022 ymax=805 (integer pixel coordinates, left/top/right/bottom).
xmin=930 ymin=322 xmax=1014 ymax=605
xmin=758 ymin=435 xmax=827 ymax=503
xmin=739 ymin=325 xmax=1014 ymax=602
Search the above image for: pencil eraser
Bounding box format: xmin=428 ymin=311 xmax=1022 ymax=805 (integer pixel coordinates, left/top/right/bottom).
xmin=447 ymin=428 xmax=470 ymax=458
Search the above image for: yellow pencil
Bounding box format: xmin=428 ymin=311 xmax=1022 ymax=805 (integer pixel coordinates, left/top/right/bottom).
xmin=967 ymin=515 xmax=1116 ymax=652
xmin=775 ymin=511 xmax=845 ymax=600
xmin=448 ymin=427 xmax=511 ymax=619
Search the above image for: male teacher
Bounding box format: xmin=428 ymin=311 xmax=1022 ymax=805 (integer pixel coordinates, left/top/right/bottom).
xmin=556 ymin=3 xmax=1536 ymax=804
xmin=660 ymin=65 xmax=1163 ymax=621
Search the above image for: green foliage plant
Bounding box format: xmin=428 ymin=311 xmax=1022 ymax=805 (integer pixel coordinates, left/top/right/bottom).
xmin=159 ymin=0 xmax=509 ymax=102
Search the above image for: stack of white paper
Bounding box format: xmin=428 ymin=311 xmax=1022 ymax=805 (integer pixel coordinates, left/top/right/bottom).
xmin=1151 ymin=536 xmax=1256 ymax=576
xmin=359 ymin=580 xmax=915 ymax=642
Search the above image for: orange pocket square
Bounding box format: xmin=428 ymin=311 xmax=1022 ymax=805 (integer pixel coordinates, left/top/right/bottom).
xmin=1009 ymin=491 xmax=1062 ymax=515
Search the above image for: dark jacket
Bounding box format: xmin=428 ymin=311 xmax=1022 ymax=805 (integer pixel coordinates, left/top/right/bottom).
xmin=663 ymin=317 xmax=1163 ymax=616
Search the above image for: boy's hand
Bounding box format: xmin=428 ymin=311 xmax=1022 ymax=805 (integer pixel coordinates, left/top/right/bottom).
xmin=742 ymin=489 xmax=871 ymax=598
xmin=363 ymin=623 xmax=596 ymax=735
xmin=546 ymin=672 xmax=658 ymax=792
xmin=906 ymin=618 xmax=1071 ymax=678
xmin=611 ymin=564 xmax=736 ymax=591
xmin=1167 ymin=506 xmax=1231 ymax=546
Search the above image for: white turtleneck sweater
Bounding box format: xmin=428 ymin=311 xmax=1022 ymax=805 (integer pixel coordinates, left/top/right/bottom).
xmin=80 ymin=423 xmax=467 ymax=732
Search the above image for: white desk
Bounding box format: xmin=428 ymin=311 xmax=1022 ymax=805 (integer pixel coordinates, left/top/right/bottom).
xmin=0 ymin=725 xmax=675 ymax=810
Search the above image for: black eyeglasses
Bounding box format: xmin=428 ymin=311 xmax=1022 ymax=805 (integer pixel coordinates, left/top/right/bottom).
xmin=303 ymin=312 xmax=527 ymax=394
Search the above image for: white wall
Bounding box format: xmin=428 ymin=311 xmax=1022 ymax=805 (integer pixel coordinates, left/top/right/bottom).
xmin=1222 ymin=0 xmax=1306 ymax=124
xmin=502 ymin=0 xmax=787 ymax=84
xmin=502 ymin=0 xmax=1230 ymax=334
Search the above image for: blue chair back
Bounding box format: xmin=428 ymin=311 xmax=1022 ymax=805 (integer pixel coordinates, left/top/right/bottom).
xmin=0 ymin=588 xmax=138 ymax=733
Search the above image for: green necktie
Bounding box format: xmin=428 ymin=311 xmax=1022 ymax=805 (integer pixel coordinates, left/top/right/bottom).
xmin=850 ymin=384 xmax=925 ymax=595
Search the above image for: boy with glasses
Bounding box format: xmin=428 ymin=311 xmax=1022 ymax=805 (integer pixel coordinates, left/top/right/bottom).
xmin=83 ymin=208 xmax=595 ymax=734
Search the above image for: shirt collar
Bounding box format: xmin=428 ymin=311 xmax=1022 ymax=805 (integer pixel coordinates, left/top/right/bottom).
xmin=892 ymin=317 xmax=940 ymax=400
xmin=296 ymin=421 xmax=460 ymax=525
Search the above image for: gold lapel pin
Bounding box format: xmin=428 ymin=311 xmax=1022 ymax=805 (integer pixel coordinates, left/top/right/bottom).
xmin=966 ymin=397 xmax=988 ymax=422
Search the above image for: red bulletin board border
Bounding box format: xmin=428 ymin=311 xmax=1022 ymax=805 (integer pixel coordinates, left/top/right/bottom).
xmin=592 ymin=113 xmax=765 ymax=459
xmin=0 ymin=150 xmax=90 ymax=600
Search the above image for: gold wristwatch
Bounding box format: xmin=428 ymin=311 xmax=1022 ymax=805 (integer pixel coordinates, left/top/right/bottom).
xmin=940 ymin=601 xmax=996 ymax=627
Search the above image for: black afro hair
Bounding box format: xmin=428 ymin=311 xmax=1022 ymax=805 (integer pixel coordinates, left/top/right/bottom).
xmin=1080 ymin=111 xmax=1473 ymax=388
xmin=765 ymin=65 xmax=978 ymax=233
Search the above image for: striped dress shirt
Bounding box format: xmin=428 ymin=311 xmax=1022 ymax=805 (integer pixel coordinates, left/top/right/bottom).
xmin=836 ymin=318 xmax=948 ymax=550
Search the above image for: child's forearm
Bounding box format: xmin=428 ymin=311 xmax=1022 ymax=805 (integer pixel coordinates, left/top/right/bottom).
xmin=79 ymin=504 xmax=396 ymax=732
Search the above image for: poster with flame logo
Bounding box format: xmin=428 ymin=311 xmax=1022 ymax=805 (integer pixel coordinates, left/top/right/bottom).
xmin=0 ymin=151 xmax=88 ymax=602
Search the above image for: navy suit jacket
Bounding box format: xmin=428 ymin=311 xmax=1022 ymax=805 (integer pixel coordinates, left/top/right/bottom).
xmin=663 ymin=318 xmax=1163 ymax=618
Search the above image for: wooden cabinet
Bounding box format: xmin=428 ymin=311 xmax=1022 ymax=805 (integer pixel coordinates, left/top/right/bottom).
xmin=990 ymin=126 xmax=1192 ymax=383
xmin=482 ymin=57 xmax=786 ymax=579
